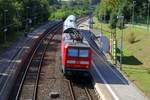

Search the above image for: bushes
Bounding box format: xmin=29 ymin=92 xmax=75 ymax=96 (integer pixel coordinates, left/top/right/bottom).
xmin=128 ymin=32 xmax=136 ymax=44
xmin=49 ymin=6 xmax=89 ymax=20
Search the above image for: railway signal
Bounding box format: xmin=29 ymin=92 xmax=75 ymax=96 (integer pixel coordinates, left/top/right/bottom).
xmin=112 ymin=35 xmax=117 ymax=65
xmin=117 ymin=15 xmax=124 ymax=70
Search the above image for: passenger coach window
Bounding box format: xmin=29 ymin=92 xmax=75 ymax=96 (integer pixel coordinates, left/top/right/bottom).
xmin=68 ymin=48 xmax=78 ymax=57
xmin=70 ymin=20 xmax=73 ymax=22
xmin=79 ymin=49 xmax=89 ymax=57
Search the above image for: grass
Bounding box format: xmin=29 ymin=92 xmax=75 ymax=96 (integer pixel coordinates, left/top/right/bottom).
xmin=129 ymin=24 xmax=148 ymax=27
xmin=93 ymin=17 xmax=150 ymax=99
xmin=123 ymin=67 xmax=150 ymax=97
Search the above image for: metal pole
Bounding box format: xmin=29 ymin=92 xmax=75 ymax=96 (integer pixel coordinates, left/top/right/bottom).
xmin=104 ymin=11 xmax=106 ymax=23
xmin=4 ymin=9 xmax=8 ymax=43
xmin=101 ymin=16 xmax=103 ymax=32
xmin=25 ymin=6 xmax=29 ymax=37
xmin=117 ymin=16 xmax=124 ymax=70
xmin=147 ymin=0 xmax=150 ymax=30
xmin=120 ymin=17 xmax=124 ymax=70
xmin=89 ymin=15 xmax=91 ymax=31
xmin=16 ymin=11 xmax=20 ymax=33
xmin=34 ymin=6 xmax=37 ymax=26
xmin=42 ymin=10 xmax=44 ymax=24
xmin=91 ymin=15 xmax=93 ymax=29
xmin=132 ymin=1 xmax=136 ymax=29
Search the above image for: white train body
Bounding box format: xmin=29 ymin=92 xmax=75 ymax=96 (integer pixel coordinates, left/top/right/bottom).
xmin=63 ymin=15 xmax=76 ymax=32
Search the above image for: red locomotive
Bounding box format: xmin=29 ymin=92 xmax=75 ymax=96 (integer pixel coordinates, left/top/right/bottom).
xmin=61 ymin=15 xmax=92 ymax=75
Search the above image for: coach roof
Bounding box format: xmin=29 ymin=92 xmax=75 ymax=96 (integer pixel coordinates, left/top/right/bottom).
xmin=63 ymin=15 xmax=76 ymax=32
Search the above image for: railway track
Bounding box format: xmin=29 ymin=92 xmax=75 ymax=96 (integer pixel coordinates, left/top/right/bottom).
xmin=11 ymin=22 xmax=62 ymax=100
xmin=67 ymin=77 xmax=95 ymax=100
xmin=0 ymin=22 xmax=57 ymax=100
xmin=84 ymin=87 xmax=93 ymax=100
xmin=36 ymin=17 xmax=99 ymax=100
xmin=10 ymin=17 xmax=99 ymax=100
xmin=77 ymin=16 xmax=89 ymax=26
xmin=63 ymin=17 xmax=98 ymax=100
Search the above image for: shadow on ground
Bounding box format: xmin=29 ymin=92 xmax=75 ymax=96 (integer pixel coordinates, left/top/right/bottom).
xmin=116 ymin=47 xmax=142 ymax=65
xmin=117 ymin=55 xmax=143 ymax=65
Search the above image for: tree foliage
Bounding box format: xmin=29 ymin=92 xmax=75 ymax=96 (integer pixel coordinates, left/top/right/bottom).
xmin=0 ymin=0 xmax=16 ymax=29
xmin=49 ymin=0 xmax=89 ymax=20
xmin=95 ymin=0 xmax=149 ymax=27
xmin=0 ymin=0 xmax=90 ymax=42
xmin=0 ymin=0 xmax=50 ymax=42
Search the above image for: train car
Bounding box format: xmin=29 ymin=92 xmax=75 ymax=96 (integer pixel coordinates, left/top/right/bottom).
xmin=63 ymin=15 xmax=76 ymax=31
xmin=61 ymin=15 xmax=92 ymax=75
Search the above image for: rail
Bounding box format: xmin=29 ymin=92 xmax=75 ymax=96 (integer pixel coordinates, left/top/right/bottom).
xmin=68 ymin=80 xmax=93 ymax=100
xmin=0 ymin=21 xmax=59 ymax=100
xmin=14 ymin=22 xmax=62 ymax=100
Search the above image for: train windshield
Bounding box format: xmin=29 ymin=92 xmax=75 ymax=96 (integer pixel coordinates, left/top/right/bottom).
xmin=79 ymin=49 xmax=89 ymax=57
xmin=68 ymin=48 xmax=78 ymax=57
xmin=68 ymin=48 xmax=89 ymax=58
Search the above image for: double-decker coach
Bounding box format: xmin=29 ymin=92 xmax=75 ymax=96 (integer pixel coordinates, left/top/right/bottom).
xmin=61 ymin=15 xmax=92 ymax=75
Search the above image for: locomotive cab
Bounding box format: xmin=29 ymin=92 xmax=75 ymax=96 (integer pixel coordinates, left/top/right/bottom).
xmin=61 ymin=31 xmax=92 ymax=75
xmin=62 ymin=45 xmax=92 ymax=74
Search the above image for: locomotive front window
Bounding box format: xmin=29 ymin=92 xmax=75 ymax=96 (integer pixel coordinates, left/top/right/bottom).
xmin=79 ymin=49 xmax=89 ymax=57
xmin=68 ymin=48 xmax=78 ymax=57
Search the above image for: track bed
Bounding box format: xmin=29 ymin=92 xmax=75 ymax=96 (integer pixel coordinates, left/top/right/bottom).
xmin=9 ymin=18 xmax=99 ymax=100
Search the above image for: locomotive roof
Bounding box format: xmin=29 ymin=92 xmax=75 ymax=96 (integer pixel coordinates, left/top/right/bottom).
xmin=63 ymin=32 xmax=90 ymax=48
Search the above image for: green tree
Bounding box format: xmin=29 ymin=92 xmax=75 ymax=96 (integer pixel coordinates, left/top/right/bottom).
xmin=0 ymin=0 xmax=16 ymax=42
xmin=0 ymin=0 xmax=50 ymax=42
xmin=95 ymin=0 xmax=149 ymax=24
xmin=21 ymin=0 xmax=49 ymax=25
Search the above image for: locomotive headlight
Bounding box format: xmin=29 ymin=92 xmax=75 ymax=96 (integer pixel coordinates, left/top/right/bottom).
xmin=67 ymin=60 xmax=76 ymax=64
xmin=80 ymin=61 xmax=89 ymax=65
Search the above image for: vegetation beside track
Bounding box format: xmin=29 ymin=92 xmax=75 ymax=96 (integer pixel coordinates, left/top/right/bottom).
xmin=95 ymin=0 xmax=150 ymax=25
xmin=0 ymin=0 xmax=50 ymax=54
xmin=93 ymin=17 xmax=150 ymax=99
xmin=48 ymin=0 xmax=90 ymax=20
xmin=0 ymin=0 xmax=91 ymax=54
xmin=0 ymin=31 xmax=23 ymax=54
